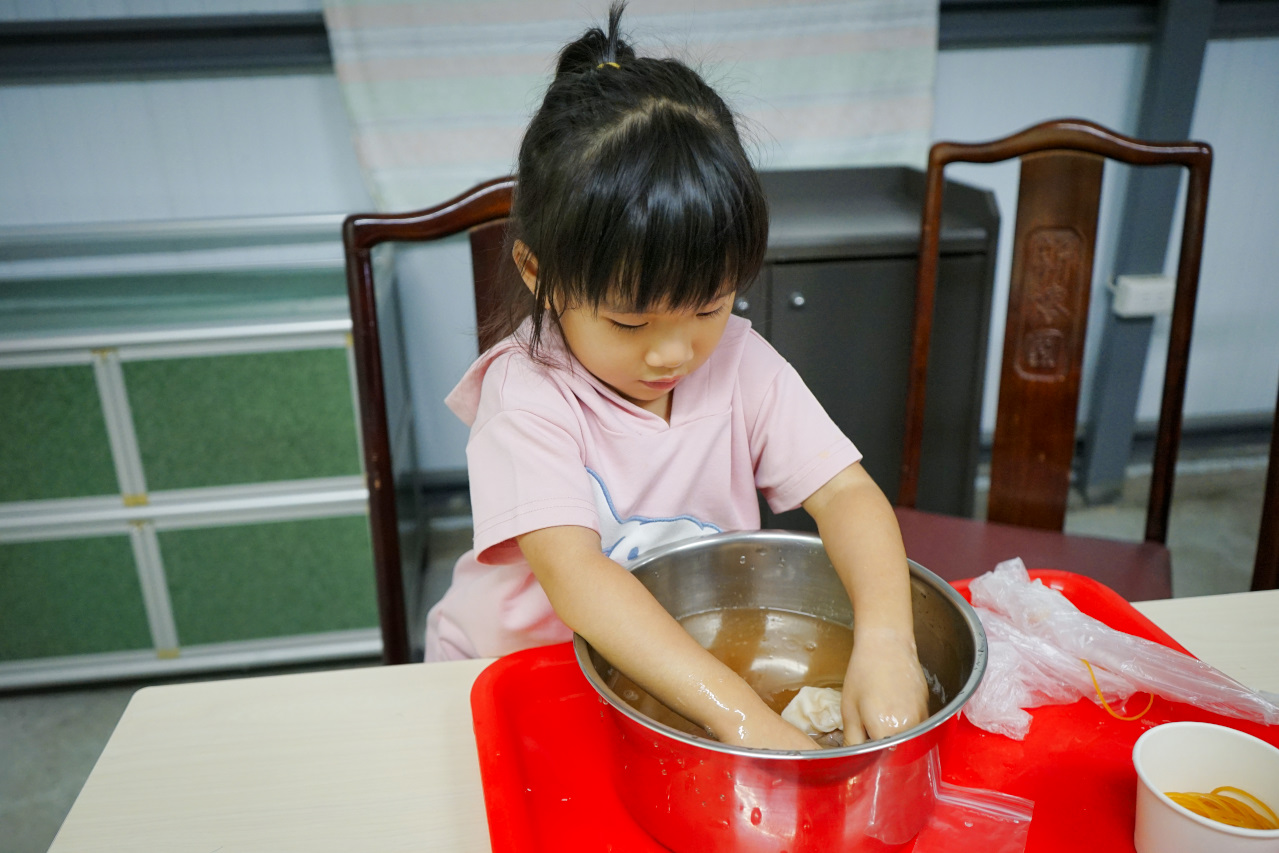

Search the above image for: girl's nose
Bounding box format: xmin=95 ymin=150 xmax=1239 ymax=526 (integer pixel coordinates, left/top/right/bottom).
xmin=646 ymin=335 xmax=692 ymax=369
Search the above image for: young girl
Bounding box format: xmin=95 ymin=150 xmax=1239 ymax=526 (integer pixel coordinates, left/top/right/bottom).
xmin=425 ymin=3 xmax=928 ymax=751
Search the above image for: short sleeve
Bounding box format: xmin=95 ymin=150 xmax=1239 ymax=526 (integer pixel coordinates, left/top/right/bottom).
xmin=742 ymin=340 xmax=862 ymax=513
xmin=465 ymin=365 xmax=599 ymax=565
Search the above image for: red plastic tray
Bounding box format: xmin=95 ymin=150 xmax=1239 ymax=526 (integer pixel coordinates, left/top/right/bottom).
xmin=469 ymin=570 xmax=1279 ymax=852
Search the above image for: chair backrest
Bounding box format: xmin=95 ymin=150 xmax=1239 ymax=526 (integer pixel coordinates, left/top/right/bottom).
xmin=1253 ymin=381 xmax=1279 ymax=591
xmin=342 ymin=176 xmax=516 ymax=664
xmin=898 ymin=119 xmax=1212 ymax=543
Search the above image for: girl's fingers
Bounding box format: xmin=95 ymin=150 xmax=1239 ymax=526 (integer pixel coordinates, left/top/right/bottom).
xmin=840 ymin=693 xmax=868 ymax=745
xmin=845 ymin=642 xmax=930 ymax=742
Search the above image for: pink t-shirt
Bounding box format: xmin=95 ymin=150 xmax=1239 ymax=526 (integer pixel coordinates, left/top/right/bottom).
xmin=424 ymin=315 xmax=861 ymax=660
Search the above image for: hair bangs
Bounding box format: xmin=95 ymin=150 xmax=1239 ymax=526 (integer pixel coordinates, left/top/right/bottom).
xmin=539 ymin=102 xmax=768 ymax=315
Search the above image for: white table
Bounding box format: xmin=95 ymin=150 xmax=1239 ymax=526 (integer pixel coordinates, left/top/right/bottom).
xmin=48 ymin=589 xmax=1279 ymax=852
xmin=1133 ymin=588 xmax=1279 ymax=693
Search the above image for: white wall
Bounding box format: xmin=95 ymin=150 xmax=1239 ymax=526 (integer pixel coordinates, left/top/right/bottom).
xmin=0 ymin=74 xmax=372 ymax=225
xmin=1167 ymin=37 xmax=1279 ymax=424
xmin=2 ymin=34 xmax=1275 ymax=473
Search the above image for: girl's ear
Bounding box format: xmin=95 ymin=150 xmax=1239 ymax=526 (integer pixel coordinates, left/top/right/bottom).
xmin=512 ymin=240 xmax=539 ymax=294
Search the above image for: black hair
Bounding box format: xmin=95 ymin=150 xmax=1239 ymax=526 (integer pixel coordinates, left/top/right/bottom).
xmin=491 ymin=1 xmax=769 ymax=356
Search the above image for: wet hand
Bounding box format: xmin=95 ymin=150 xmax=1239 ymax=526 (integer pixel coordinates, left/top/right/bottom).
xmin=839 ymin=629 xmax=930 ymax=745
xmin=713 ymin=709 xmax=821 ymax=751
xmin=666 ymin=667 xmax=820 ymax=752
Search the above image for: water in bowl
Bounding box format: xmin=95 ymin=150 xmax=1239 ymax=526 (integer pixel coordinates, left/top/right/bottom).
xmin=604 ymin=607 xmax=944 ymax=742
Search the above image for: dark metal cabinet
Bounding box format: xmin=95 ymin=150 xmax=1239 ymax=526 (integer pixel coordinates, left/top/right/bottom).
xmin=744 ymin=167 xmax=999 ymax=529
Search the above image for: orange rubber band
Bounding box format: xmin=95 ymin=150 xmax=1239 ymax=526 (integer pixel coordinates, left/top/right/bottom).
xmin=1080 ymin=658 xmax=1155 ymax=721
xmin=1165 ymin=786 xmax=1279 ymax=830
xmin=1214 ymin=786 xmax=1279 ymax=828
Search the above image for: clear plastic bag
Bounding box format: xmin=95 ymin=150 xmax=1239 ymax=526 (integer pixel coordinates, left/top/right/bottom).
xmin=909 ymin=748 xmax=1034 ymax=853
xmin=962 ymin=558 xmax=1279 ymax=740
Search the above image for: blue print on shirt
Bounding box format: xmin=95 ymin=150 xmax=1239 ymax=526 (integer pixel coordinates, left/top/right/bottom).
xmin=587 ymin=467 xmax=721 ymax=566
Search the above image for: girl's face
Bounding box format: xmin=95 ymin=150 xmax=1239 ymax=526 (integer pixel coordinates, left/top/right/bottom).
xmin=557 ymin=290 xmax=736 ymax=419
xmin=513 ymin=241 xmax=736 ymax=419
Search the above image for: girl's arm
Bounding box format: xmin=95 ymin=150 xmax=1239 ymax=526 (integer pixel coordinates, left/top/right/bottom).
xmin=518 ymin=525 xmax=817 ymax=751
xmin=802 ymin=462 xmax=930 ymax=744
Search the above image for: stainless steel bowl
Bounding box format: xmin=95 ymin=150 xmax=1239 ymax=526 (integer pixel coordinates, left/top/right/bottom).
xmin=573 ymin=530 xmax=987 ymax=852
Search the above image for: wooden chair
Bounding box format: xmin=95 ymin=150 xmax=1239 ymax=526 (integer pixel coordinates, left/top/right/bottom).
xmin=896 ymin=119 xmax=1212 ymax=601
xmin=1252 ymin=380 xmax=1279 ymax=591
xmin=342 ymin=176 xmax=517 ymax=664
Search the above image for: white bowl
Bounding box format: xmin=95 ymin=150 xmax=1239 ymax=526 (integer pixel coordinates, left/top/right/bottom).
xmin=1133 ymin=722 xmax=1279 ymax=853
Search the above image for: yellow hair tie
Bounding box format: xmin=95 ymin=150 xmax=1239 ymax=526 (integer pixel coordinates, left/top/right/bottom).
xmin=597 ymin=61 xmax=620 ymax=69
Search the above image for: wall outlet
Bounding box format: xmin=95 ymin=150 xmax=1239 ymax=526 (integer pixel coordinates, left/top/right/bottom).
xmin=1110 ymin=274 xmax=1176 ymax=317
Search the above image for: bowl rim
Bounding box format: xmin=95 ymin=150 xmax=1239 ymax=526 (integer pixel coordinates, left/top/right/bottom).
xmin=1132 ymin=721 xmax=1279 ymax=838
xmin=572 ymin=529 xmax=989 ymax=760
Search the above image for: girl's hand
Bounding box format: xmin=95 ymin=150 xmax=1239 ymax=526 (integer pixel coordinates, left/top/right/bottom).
xmin=839 ymin=627 xmax=930 ymax=745
xmin=660 ymin=666 xmax=820 ymax=752
xmin=724 ymin=707 xmax=822 ymax=752
xmin=518 ymin=525 xmax=821 ymax=752
xmin=801 ymin=464 xmax=929 ymax=745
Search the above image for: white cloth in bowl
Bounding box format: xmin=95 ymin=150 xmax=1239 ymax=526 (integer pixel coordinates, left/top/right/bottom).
xmin=781 ymin=686 xmax=843 ymax=735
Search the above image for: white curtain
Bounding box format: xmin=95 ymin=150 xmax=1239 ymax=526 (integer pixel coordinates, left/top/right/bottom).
xmin=322 ymin=0 xmax=939 ymax=212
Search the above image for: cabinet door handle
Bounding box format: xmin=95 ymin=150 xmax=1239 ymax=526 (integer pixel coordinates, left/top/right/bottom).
xmin=734 ymin=298 xmax=751 ymax=313
xmin=788 ymin=292 xmax=806 ymax=309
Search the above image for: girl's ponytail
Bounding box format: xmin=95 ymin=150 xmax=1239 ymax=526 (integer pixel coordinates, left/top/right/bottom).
xmin=555 ymin=1 xmax=636 ymax=77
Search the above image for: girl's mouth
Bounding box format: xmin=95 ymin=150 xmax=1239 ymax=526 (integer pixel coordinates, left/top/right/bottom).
xmin=640 ymin=376 xmax=681 ymax=392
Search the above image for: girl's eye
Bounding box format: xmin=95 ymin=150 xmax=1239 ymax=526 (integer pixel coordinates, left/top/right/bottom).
xmin=697 ymin=305 xmax=726 ymax=319
xmin=609 ymin=319 xmax=645 ymax=332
